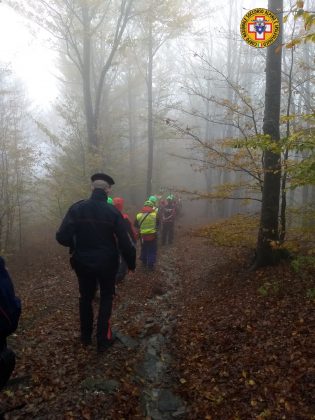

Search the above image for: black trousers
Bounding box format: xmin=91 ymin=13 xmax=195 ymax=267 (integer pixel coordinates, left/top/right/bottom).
xmin=73 ymin=262 xmax=117 ymax=347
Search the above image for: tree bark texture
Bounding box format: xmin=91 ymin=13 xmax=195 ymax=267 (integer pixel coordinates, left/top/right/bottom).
xmin=81 ymin=1 xmax=133 ymax=152
xmin=256 ymin=0 xmax=283 ymax=267
xmin=280 ymin=31 xmax=294 ymax=242
xmin=146 ymin=15 xmax=154 ymax=197
xmin=82 ymin=4 xmax=98 ymax=150
xmin=128 ymin=69 xmax=137 ymax=204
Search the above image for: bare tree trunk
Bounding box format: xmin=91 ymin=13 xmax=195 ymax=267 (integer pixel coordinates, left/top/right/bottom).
xmin=82 ymin=4 xmax=98 ymax=150
xmin=255 ymin=0 xmax=283 ymax=267
xmin=146 ymin=14 xmax=154 ymax=197
xmin=128 ymin=69 xmax=137 ymax=204
xmin=225 ymin=0 xmax=234 ymax=139
xmin=83 ymin=1 xmax=134 ymax=152
xmin=280 ymin=22 xmax=295 ymax=242
xmin=17 ymin=194 xmax=22 ymax=250
xmin=5 ymin=207 xmax=15 ymax=251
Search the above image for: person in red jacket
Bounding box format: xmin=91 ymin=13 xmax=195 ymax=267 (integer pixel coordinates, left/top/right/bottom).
xmin=113 ymin=197 xmax=137 ymax=243
xmin=113 ymin=197 xmax=137 ymax=282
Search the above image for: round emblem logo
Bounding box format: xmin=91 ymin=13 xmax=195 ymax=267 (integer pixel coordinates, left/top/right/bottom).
xmin=240 ymin=8 xmax=280 ymax=48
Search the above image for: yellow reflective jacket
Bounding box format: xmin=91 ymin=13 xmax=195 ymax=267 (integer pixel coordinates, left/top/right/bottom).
xmin=136 ymin=209 xmax=158 ymax=235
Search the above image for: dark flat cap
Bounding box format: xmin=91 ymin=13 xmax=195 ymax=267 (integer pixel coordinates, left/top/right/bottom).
xmin=91 ymin=173 xmax=115 ymax=185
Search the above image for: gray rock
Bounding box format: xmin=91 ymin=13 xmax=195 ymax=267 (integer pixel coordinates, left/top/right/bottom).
xmin=149 ymin=409 xmax=164 ymax=420
xmin=147 ymin=333 xmax=165 ymax=349
xmin=142 ymin=353 xmax=165 ymax=381
xmin=147 ymin=346 xmax=157 ymax=357
xmin=161 ymin=352 xmax=172 ymax=364
xmin=157 ymin=389 xmax=183 ymax=412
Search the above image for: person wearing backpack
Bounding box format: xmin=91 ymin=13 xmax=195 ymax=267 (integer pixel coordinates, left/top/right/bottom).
xmin=0 ymin=256 xmax=21 ymax=390
xmin=135 ymin=200 xmax=159 ymax=270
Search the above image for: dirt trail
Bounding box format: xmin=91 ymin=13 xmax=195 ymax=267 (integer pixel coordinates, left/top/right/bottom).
xmin=0 ymin=228 xmax=314 ymax=419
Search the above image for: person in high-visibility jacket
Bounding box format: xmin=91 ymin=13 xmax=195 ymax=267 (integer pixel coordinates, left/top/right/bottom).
xmin=148 ymin=195 xmax=158 ymax=211
xmin=135 ymin=200 xmax=159 ymax=270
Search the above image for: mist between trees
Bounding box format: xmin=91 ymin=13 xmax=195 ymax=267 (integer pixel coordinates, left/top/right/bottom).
xmin=0 ymin=0 xmax=314 ymax=267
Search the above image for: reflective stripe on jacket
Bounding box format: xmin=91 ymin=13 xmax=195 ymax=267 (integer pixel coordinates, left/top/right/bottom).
xmin=136 ymin=211 xmax=158 ymax=235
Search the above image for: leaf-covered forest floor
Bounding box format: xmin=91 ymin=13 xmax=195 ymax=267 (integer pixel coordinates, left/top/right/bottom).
xmin=1 ymin=219 xmax=314 ymax=419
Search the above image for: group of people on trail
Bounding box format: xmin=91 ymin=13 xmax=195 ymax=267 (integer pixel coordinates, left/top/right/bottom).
xmin=0 ymin=172 xmax=181 ymax=386
xmin=56 ymin=174 xmax=182 ymax=353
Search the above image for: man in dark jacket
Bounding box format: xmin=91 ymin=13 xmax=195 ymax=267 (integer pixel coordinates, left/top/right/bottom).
xmin=56 ymin=173 xmax=136 ymax=353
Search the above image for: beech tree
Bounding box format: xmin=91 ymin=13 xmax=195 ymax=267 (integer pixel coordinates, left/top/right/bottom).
xmin=133 ymin=0 xmax=194 ymax=196
xmin=8 ymin=0 xmax=133 ymax=153
xmin=167 ymin=0 xmax=313 ymax=263
xmin=255 ymin=0 xmax=283 ymax=267
xmin=0 ymin=68 xmax=37 ymax=252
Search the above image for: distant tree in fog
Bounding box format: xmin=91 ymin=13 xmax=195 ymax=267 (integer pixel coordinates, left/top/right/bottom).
xmin=133 ymin=0 xmax=194 ymax=196
xmin=8 ymin=0 xmax=133 ymax=154
xmin=0 ymin=68 xmax=37 ymax=252
xmin=168 ymin=53 xmax=265 ymax=203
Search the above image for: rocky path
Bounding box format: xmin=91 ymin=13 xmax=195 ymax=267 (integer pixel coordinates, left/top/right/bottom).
xmin=131 ymin=249 xmax=187 ymax=419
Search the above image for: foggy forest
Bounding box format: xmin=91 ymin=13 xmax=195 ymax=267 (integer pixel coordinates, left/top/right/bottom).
xmin=0 ymin=0 xmax=314 ymax=418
